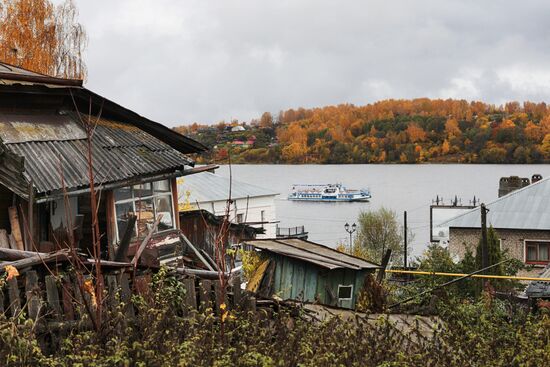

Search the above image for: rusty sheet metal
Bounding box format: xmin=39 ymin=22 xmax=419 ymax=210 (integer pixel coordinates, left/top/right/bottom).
xmin=243 ymin=238 xmax=380 ymax=270
xmin=2 ymin=113 xmax=193 ymax=194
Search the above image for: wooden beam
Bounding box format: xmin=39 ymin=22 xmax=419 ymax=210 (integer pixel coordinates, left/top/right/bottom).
xmin=114 ymin=214 xmax=137 ymax=262
xmin=26 ymin=180 xmax=34 ymax=251
xmin=131 ymin=214 xmax=162 ymax=267
xmin=0 ymin=229 xmax=9 ymax=249
xmin=0 ymin=248 xmax=49 ymax=261
xmin=179 ymin=233 xmax=215 ymax=271
xmin=0 ymin=249 xmax=69 ymax=272
xmin=8 ymin=206 xmax=24 ymax=250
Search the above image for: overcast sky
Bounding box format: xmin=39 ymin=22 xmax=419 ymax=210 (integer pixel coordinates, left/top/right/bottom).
xmin=68 ymin=0 xmax=550 ymax=126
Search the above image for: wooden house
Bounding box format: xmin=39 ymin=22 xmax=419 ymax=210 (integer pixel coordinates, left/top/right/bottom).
xmin=0 ymin=61 xmax=211 ymax=261
xmin=243 ymin=238 xmax=380 ymax=309
xmin=179 ymin=209 xmax=263 ymax=261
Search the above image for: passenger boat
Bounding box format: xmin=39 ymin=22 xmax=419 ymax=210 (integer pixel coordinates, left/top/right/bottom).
xmin=288 ymin=183 xmax=371 ymax=202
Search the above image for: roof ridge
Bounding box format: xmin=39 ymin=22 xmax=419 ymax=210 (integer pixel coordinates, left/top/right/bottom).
xmin=440 ymin=175 xmax=550 ymax=227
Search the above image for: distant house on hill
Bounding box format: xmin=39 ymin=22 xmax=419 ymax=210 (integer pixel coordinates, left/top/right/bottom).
xmin=231 ymin=125 xmax=245 ymax=132
xmin=178 ymin=172 xmax=279 ymax=238
xmin=443 ymin=177 xmax=550 ymax=276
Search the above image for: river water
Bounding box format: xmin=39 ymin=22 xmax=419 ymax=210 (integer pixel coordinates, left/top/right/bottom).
xmin=215 ymin=164 xmax=550 ymax=260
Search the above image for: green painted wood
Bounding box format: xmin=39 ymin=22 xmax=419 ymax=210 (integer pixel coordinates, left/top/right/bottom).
xmin=291 ymin=262 xmax=305 ymax=300
xmin=304 ymin=264 xmax=318 ymax=302
xmin=273 ymin=255 xmax=283 ymax=297
xmin=280 ymin=257 xmax=294 ymax=300
xmin=316 ymin=271 xmax=328 ymax=305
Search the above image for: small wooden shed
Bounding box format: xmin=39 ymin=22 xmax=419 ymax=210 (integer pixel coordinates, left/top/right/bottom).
xmin=243 ymin=238 xmax=380 ymax=309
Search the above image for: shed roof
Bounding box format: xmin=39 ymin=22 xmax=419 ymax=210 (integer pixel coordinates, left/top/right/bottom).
xmin=179 ymin=171 xmax=278 ymax=203
xmin=0 ymin=112 xmax=193 ymax=196
xmin=441 ymin=176 xmax=550 ymax=231
xmin=243 ymin=238 xmax=380 ymax=270
xmin=525 ymin=266 xmax=550 ymax=298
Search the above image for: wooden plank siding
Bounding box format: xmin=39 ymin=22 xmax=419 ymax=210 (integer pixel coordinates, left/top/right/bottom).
xmin=268 ymin=254 xmax=372 ymax=310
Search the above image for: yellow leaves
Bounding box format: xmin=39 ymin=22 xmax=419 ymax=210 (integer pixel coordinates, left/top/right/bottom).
xmin=500 ymin=119 xmax=516 ymax=129
xmin=220 ymin=303 xmax=235 ymax=323
xmin=441 ymin=139 xmax=451 ymax=155
xmin=0 ymin=0 xmax=87 ymax=79
xmin=5 ymin=265 xmax=19 ymax=281
xmin=445 ymin=118 xmax=461 ymax=137
xmin=406 ymin=123 xmax=427 ymax=143
xmin=83 ymin=279 xmax=97 ymax=308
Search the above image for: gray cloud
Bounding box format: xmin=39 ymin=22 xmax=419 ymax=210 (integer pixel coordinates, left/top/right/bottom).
xmin=68 ymin=0 xmax=550 ymax=126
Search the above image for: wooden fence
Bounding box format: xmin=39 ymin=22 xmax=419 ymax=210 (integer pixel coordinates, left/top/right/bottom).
xmin=0 ymin=269 xmax=256 ymax=327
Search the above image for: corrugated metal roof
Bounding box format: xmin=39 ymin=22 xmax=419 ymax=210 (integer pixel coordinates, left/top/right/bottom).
xmin=525 ymin=266 xmax=550 ymax=298
xmin=178 ymin=171 xmax=278 ymax=203
xmin=243 ymin=238 xmax=380 ymax=270
xmin=441 ymin=177 xmax=550 ymax=230
xmin=1 ymin=113 xmax=193 ymax=194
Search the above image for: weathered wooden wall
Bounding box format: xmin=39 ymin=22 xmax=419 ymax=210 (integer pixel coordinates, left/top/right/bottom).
xmin=270 ymin=254 xmax=370 ymax=309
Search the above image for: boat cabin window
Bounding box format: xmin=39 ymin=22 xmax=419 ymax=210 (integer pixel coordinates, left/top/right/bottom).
xmin=337 ymin=284 xmax=353 ymax=301
xmin=113 ymin=179 xmax=175 ymax=242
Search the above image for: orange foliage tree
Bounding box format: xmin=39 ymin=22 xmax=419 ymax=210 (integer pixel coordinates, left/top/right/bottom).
xmin=0 ymin=0 xmax=87 ymax=79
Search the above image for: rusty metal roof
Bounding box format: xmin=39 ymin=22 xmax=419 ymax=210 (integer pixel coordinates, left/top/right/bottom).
xmin=1 ymin=112 xmax=193 ymax=195
xmin=243 ymin=238 xmax=380 ymax=270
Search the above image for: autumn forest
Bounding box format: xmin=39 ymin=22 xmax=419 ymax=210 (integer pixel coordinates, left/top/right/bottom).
xmin=176 ymin=98 xmax=550 ymax=164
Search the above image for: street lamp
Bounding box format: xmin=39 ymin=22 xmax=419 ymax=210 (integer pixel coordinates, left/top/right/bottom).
xmin=344 ymin=222 xmax=357 ymax=252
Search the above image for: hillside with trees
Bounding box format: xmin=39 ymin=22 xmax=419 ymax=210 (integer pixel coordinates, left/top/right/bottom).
xmin=176 ymin=98 xmax=550 ymax=164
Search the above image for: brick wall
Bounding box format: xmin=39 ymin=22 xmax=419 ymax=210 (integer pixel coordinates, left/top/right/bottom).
xmin=449 ymin=227 xmax=550 ymax=277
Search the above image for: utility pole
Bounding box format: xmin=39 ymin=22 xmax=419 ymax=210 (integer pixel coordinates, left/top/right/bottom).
xmin=480 ymin=203 xmax=489 ymax=289
xmin=403 ymin=210 xmax=407 ymax=268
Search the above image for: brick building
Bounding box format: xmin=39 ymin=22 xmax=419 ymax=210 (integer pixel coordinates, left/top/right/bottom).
xmin=443 ymin=177 xmax=550 ymax=277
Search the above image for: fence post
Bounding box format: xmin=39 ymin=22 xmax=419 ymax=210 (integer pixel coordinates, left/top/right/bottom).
xmin=8 ymin=277 xmax=21 ymax=317
xmin=25 ymin=270 xmax=40 ymax=321
xmin=45 ymin=275 xmax=62 ymax=320
xmin=199 ymin=280 xmax=212 ymax=312
xmin=183 ymin=278 xmax=197 ymax=311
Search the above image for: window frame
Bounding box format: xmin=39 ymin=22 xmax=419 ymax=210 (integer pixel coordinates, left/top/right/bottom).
xmin=337 ymin=284 xmax=354 ymax=301
xmin=113 ymin=179 xmax=177 ymax=242
xmin=524 ymin=239 xmax=550 ymax=265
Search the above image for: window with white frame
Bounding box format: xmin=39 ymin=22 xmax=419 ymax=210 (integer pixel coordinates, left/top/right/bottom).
xmin=114 ymin=179 xmax=175 ymax=241
xmin=525 ymin=241 xmax=550 ymax=264
xmin=337 ymin=284 xmax=353 ymax=301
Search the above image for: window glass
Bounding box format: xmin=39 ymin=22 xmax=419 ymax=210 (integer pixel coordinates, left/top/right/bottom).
xmin=153 ymin=180 xmax=171 ymax=193
xmin=337 ymin=285 xmax=353 ymax=300
xmin=115 ymin=202 xmax=136 ymax=239
xmin=133 ymin=183 xmax=153 ymax=198
xmin=114 ymin=180 xmax=175 ymax=241
xmin=155 ymin=195 xmax=174 ymax=231
xmin=135 ymin=198 xmax=155 ymax=237
xmin=114 ymin=186 xmax=132 ymax=201
xmin=527 ymin=245 xmax=538 ymax=261
xmin=540 ymin=244 xmax=549 ymax=261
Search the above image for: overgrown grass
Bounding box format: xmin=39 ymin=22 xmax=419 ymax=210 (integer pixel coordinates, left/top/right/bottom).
xmin=1 ymin=272 xmax=549 ymax=366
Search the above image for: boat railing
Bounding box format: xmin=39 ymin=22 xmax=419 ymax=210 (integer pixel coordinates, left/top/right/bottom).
xmin=276 ymin=225 xmax=307 ymax=237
